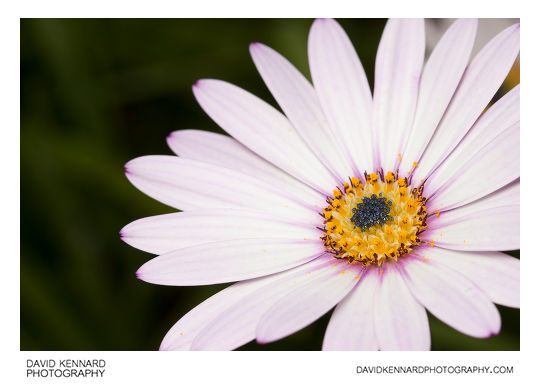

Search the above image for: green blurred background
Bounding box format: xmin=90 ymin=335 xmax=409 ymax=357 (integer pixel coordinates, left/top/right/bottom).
xmin=20 ymin=18 xmax=519 ymax=351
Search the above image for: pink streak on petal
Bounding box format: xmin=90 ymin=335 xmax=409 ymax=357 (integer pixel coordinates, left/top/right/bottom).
xmin=373 ymin=262 xmax=430 ymax=350
xmin=424 ymin=84 xmax=519 ymax=210
xmin=166 ymin=130 xmax=325 ymax=207
xmin=323 ymin=266 xmax=378 ymax=350
xmin=426 ymin=124 xmax=519 ymax=211
xmin=255 ymin=259 xmax=361 ymax=344
xmin=399 ymin=18 xmax=477 ymax=176
xmin=417 ymin=246 xmax=519 ymax=308
xmin=120 ymin=209 xmax=321 ymax=255
xmin=190 ymin=255 xmax=335 ymax=350
xmin=124 ymin=155 xmax=322 ymax=222
xmin=423 ymin=203 xmax=519 ymax=251
xmin=192 ymin=79 xmax=339 ymax=193
xmin=373 ymin=18 xmax=425 ymax=173
xmin=399 ymin=255 xmax=501 ymax=338
xmin=308 ymin=18 xmax=374 ymax=176
xmin=249 ymin=42 xmax=353 ymax=183
xmin=136 ymin=238 xmax=325 ymax=286
xmin=160 ymin=275 xmax=285 ymax=350
xmin=413 ymin=23 xmax=520 ymax=184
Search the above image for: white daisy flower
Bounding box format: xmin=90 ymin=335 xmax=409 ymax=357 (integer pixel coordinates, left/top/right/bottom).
xmin=122 ymin=18 xmax=520 ymax=350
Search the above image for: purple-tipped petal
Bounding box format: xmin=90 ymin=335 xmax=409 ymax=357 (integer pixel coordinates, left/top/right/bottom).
xmin=121 ymin=209 xmax=322 ymax=255
xmin=425 ymin=84 xmax=520 ymax=210
xmin=427 ymin=178 xmax=519 ymax=215
xmin=193 ymin=79 xmax=339 ymax=193
xmin=399 ymin=255 xmax=501 ymax=338
xmin=191 ymin=255 xmax=334 ymax=350
xmin=255 ymin=259 xmax=361 ymax=344
xmin=373 ymin=262 xmax=430 ymax=350
xmin=413 ymin=23 xmax=520 ymax=184
xmin=166 ymin=130 xmax=324 ymax=206
xmin=399 ymin=18 xmax=477 ymax=176
xmin=426 ymin=123 xmax=519 ymax=211
xmin=160 ymin=276 xmax=279 ymax=350
xmin=417 ymin=247 xmax=519 ymax=308
xmin=308 ymin=18 xmax=374 ymax=175
xmin=249 ymin=42 xmax=353 ymax=182
xmin=373 ymin=18 xmax=425 ymax=173
xmin=125 ymin=155 xmax=322 ymax=221
xmin=423 ymin=184 xmax=519 ymax=251
xmin=323 ymin=266 xmax=378 ymax=351
xmin=136 ymin=238 xmax=325 ymax=286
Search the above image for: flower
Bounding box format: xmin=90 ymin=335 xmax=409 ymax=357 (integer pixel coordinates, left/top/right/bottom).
xmin=121 ymin=18 xmax=520 ymax=351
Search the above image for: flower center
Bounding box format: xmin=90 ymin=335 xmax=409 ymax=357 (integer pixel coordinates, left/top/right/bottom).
xmin=321 ymin=172 xmax=428 ymax=266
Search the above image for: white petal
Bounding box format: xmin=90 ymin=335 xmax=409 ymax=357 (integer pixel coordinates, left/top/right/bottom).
xmin=167 ymin=130 xmax=325 ymax=206
xmin=399 ymin=255 xmax=501 ymax=338
xmin=424 ymin=84 xmax=519 ymax=202
xmin=399 ymin=19 xmax=477 ymax=176
xmin=136 ymin=238 xmax=325 ymax=286
xmin=413 ymin=23 xmax=520 ymax=183
xmin=373 ymin=18 xmax=425 ymax=173
xmin=425 ymin=123 xmax=519 ymax=211
xmin=308 ymin=18 xmax=375 ymax=174
xmin=419 ymin=246 xmax=519 ymax=308
xmin=160 ymin=276 xmax=279 ymax=350
xmin=427 ymin=179 xmax=519 ymax=214
xmin=121 ymin=209 xmax=322 ymax=255
xmin=256 ymin=260 xmax=361 ymax=344
xmin=250 ymin=42 xmax=354 ymax=182
xmin=125 ymin=156 xmax=322 ymax=222
xmin=191 ymin=255 xmax=335 ymax=350
xmin=322 ymin=266 xmax=378 ymax=350
xmin=373 ymin=262 xmax=430 ymax=350
xmin=193 ymin=79 xmax=338 ymax=193
xmin=422 ymin=203 xmax=519 ymax=251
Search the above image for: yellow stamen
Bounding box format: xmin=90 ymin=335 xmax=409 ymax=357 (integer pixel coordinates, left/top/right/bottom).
xmin=322 ymin=173 xmax=428 ymax=266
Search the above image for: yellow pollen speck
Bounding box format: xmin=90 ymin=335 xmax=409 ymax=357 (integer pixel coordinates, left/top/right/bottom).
xmin=412 ymin=161 xmax=418 ymax=168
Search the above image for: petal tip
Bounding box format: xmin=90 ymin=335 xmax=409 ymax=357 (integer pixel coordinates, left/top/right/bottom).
xmin=193 ymin=79 xmax=207 ymax=90
xmin=166 ymin=131 xmax=178 ymax=147
xmin=255 ymin=336 xmax=270 ymax=345
xmin=135 ymin=267 xmax=145 ymax=281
